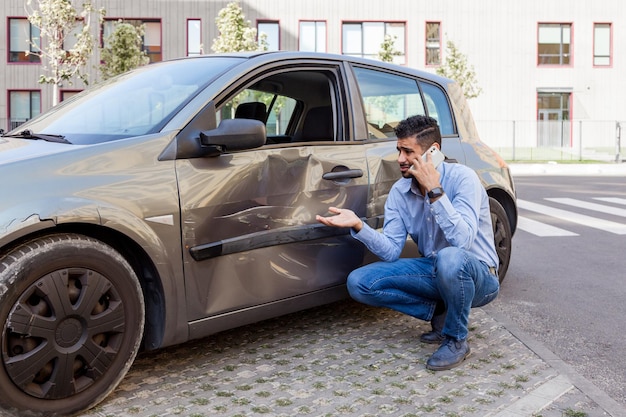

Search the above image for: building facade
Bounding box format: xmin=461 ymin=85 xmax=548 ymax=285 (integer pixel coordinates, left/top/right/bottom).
xmin=2 ymin=0 xmax=624 ymax=158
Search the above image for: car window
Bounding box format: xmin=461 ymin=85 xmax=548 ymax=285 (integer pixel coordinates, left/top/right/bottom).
xmin=419 ymin=81 xmax=455 ymax=136
xmin=217 ymin=69 xmax=338 ymax=144
xmin=352 ymin=67 xmax=425 ymax=139
xmin=218 ymin=89 xmax=297 ymax=136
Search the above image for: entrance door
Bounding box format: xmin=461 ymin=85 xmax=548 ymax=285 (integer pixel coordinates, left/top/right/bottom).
xmin=537 ymin=92 xmax=571 ymax=147
xmin=538 ymin=109 xmax=561 ymax=146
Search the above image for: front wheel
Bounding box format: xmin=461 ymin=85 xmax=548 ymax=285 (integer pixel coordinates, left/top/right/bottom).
xmin=489 ymin=197 xmax=512 ymax=283
xmin=0 ymin=234 xmax=145 ymax=416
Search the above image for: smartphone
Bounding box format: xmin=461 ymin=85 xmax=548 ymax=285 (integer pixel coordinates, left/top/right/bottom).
xmin=421 ymin=145 xmax=445 ymax=168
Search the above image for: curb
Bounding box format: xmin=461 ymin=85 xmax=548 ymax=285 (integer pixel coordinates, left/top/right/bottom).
xmin=491 ymin=374 xmax=573 ymax=417
xmin=484 ymin=305 xmax=626 ymax=417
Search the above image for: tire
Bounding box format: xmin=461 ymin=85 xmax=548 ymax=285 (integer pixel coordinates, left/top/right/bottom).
xmin=489 ymin=197 xmax=512 ymax=283
xmin=0 ymin=234 xmax=145 ymax=416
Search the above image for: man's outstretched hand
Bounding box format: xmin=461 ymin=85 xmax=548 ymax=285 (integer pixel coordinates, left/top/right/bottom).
xmin=316 ymin=207 xmax=363 ymax=232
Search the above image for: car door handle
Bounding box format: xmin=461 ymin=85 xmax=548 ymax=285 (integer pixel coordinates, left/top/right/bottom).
xmin=322 ymin=169 xmax=363 ymax=181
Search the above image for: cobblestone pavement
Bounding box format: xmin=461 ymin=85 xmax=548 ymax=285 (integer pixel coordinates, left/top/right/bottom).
xmin=79 ymin=300 xmax=621 ymax=417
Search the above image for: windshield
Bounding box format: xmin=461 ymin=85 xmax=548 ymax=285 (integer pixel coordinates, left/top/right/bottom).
xmin=14 ymin=57 xmax=243 ymax=144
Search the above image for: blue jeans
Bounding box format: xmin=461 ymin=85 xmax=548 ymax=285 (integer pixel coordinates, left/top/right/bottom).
xmin=347 ymin=246 xmax=499 ymax=341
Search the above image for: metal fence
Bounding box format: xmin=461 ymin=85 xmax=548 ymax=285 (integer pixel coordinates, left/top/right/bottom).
xmin=476 ymin=119 xmax=625 ymax=163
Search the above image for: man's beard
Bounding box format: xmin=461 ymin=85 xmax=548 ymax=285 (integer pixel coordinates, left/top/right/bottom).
xmin=400 ymin=163 xmax=412 ymax=178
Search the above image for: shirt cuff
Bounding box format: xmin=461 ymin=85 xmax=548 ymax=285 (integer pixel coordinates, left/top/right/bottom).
xmin=350 ymin=221 xmax=376 ymax=243
xmin=430 ymin=194 xmax=456 ymax=226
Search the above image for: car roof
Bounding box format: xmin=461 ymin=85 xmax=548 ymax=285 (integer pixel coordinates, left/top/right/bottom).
xmin=172 ymin=51 xmax=454 ymax=88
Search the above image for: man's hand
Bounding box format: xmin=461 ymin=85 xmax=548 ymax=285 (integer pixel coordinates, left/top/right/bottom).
xmin=408 ymin=151 xmax=442 ymax=193
xmin=316 ymin=207 xmax=363 ymax=232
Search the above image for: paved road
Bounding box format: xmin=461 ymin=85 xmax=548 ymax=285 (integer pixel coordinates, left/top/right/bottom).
xmin=491 ymin=173 xmax=626 ymax=408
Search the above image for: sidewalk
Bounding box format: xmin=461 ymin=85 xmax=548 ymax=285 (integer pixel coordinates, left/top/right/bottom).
xmin=508 ymin=162 xmax=626 ymax=176
xmin=83 ymin=300 xmax=625 ymax=417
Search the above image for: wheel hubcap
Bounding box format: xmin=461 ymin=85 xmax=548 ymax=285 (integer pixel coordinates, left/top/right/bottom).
xmin=55 ymin=317 xmax=85 ymax=349
xmin=2 ymin=268 xmax=126 ymax=399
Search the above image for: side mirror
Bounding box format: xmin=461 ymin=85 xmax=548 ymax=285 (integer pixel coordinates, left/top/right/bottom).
xmin=200 ymin=118 xmax=266 ymax=153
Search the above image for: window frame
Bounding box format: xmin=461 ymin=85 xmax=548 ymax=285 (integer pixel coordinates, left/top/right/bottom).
xmin=8 ymin=89 xmax=41 ymax=131
xmin=257 ymin=20 xmax=280 ymax=51
xmin=537 ymin=22 xmax=572 ymax=66
xmin=102 ymin=18 xmax=163 ymax=63
xmin=593 ymin=22 xmax=612 ymax=67
xmin=60 ymin=89 xmax=82 ymax=102
xmin=341 ymin=21 xmax=406 ymax=65
xmin=187 ymin=19 xmax=202 ymax=56
xmin=351 ymin=65 xmax=455 ymax=140
xmin=8 ymin=17 xmax=41 ymax=63
xmin=299 ymin=20 xmax=327 ymax=52
xmin=425 ymin=21 xmax=441 ymax=67
xmin=214 ymin=65 xmax=344 ymax=145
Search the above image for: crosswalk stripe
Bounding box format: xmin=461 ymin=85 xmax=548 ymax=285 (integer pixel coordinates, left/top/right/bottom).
xmin=545 ymin=198 xmax=626 ymax=217
xmin=517 ymin=199 xmax=626 ymax=235
xmin=517 ymin=216 xmax=578 ymax=237
xmin=594 ymin=197 xmax=626 ymax=206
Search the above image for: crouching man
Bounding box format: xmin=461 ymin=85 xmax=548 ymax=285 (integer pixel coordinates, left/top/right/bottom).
xmin=316 ymin=115 xmax=500 ymax=370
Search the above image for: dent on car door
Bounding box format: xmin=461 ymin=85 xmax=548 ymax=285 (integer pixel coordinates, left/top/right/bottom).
xmin=177 ymin=66 xmax=369 ymax=322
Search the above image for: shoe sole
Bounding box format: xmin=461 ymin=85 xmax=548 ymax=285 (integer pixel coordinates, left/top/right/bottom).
xmin=425 ymin=348 xmax=471 ymax=371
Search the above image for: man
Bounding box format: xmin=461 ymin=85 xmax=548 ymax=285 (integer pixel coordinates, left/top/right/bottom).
xmin=316 ymin=115 xmax=499 ymax=371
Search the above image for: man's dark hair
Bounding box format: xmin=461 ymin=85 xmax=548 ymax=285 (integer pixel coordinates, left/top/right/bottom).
xmin=394 ymin=115 xmax=441 ymax=148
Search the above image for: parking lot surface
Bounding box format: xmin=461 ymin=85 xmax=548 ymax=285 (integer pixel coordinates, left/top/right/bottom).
xmin=79 ymin=300 xmax=618 ymax=417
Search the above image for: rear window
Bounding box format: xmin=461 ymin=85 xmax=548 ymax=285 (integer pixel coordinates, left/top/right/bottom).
xmin=352 ymin=66 xmax=455 ymax=138
xmin=419 ymin=81 xmax=455 ymax=136
xmin=352 ymin=67 xmax=425 ymax=139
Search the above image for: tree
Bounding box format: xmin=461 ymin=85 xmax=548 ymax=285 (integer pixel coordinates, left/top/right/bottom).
xmin=212 ymin=1 xmax=269 ymax=119
xmin=26 ymin=0 xmax=104 ymax=106
xmin=100 ymin=21 xmax=150 ymax=80
xmin=378 ymin=34 xmax=401 ymax=63
xmin=436 ymin=39 xmax=483 ymax=99
xmin=211 ymin=1 xmax=267 ymax=53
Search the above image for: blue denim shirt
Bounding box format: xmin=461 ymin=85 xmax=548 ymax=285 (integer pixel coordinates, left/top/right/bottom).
xmin=353 ymin=162 xmax=499 ymax=269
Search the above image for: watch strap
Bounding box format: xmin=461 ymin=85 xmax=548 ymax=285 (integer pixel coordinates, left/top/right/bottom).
xmin=427 ymin=187 xmax=444 ymax=199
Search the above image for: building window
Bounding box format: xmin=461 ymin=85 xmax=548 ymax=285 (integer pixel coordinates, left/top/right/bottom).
xmin=537 ymin=91 xmax=571 ymax=146
xmin=593 ymin=23 xmax=611 ymax=66
xmin=299 ymin=21 xmax=326 ymax=52
xmin=538 ymin=23 xmax=571 ymax=65
xmin=9 ymin=18 xmax=40 ymax=63
xmin=9 ymin=90 xmax=41 ymax=130
xmin=342 ymin=22 xmax=405 ymax=64
xmin=103 ymin=19 xmax=162 ymax=63
xmin=425 ymin=22 xmax=441 ymax=66
xmin=258 ymin=21 xmax=279 ymax=51
xmin=60 ymin=90 xmax=81 ymax=102
xmin=187 ymin=19 xmax=202 ymax=56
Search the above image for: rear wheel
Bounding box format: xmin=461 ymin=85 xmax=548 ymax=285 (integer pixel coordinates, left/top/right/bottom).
xmin=489 ymin=197 xmax=512 ymax=283
xmin=0 ymin=234 xmax=144 ymax=416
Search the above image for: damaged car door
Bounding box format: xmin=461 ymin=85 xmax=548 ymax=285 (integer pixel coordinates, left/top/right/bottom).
xmin=176 ymin=64 xmax=371 ymax=331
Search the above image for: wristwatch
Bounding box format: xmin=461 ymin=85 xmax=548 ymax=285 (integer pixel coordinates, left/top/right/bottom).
xmin=427 ymin=186 xmax=444 ymax=200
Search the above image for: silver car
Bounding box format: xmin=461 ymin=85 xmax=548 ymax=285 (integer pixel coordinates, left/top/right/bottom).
xmin=0 ymin=52 xmax=517 ymax=416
